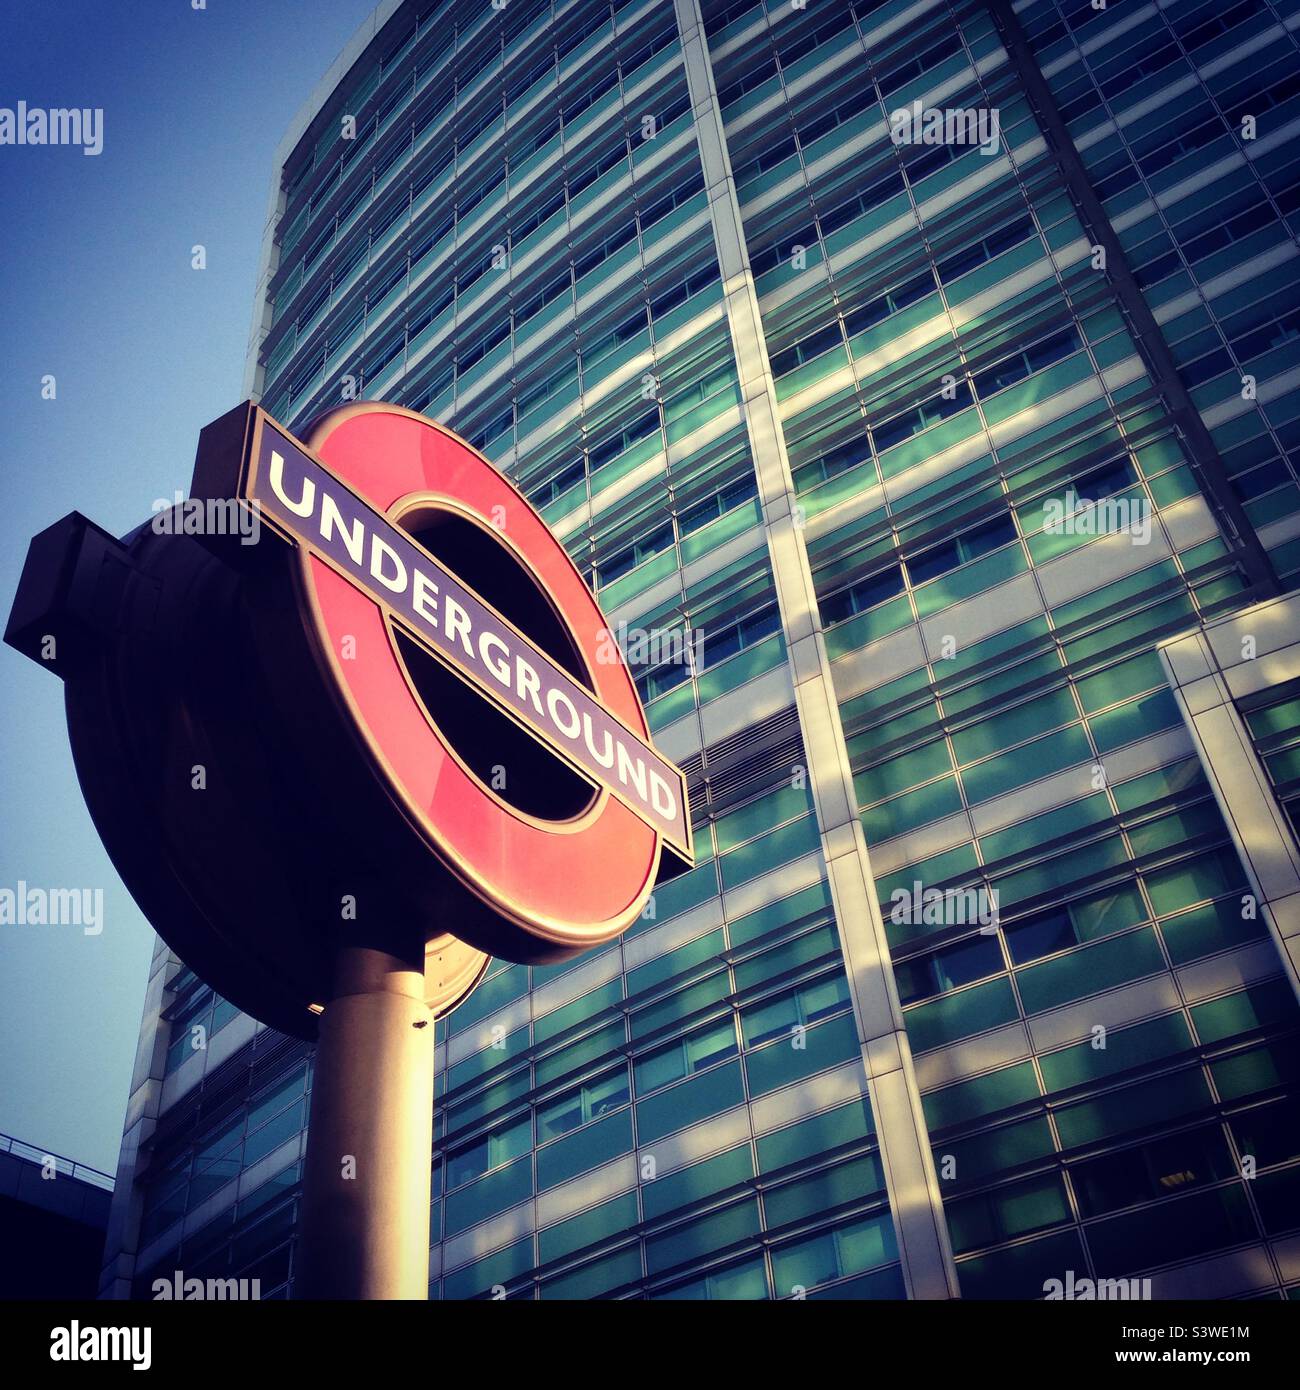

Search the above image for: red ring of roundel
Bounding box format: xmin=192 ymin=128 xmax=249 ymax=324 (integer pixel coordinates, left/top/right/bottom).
xmin=303 ymin=404 xmax=661 ymax=941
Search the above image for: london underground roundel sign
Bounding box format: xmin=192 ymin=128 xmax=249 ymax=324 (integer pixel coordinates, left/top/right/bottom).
xmin=202 ymin=400 xmax=693 ymax=951
xmin=6 ymin=401 xmax=693 ymax=1040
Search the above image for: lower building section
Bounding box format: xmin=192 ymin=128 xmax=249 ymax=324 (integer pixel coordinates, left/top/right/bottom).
xmin=101 ymin=592 xmax=1300 ymax=1301
xmin=1162 ymin=593 xmax=1300 ymax=1000
xmin=1 ymin=1135 xmax=112 ymax=1300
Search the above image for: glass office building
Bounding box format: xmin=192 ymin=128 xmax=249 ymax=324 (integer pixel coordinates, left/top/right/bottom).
xmin=101 ymin=0 xmax=1300 ymax=1300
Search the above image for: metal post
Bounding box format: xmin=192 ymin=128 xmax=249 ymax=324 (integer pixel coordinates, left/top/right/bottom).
xmin=296 ymin=945 xmax=434 ymax=1299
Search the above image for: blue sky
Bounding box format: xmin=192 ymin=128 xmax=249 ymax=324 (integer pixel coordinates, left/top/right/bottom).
xmin=0 ymin=0 xmax=378 ymax=1173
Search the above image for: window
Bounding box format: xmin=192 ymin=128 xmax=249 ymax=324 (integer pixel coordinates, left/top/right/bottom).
xmin=820 ymin=565 xmax=904 ymax=625
xmin=947 ymin=1172 xmax=1071 ymax=1254
xmin=870 ymin=380 xmax=973 ymax=453
xmin=640 ymin=171 xmax=706 ymax=230
xmin=445 ymin=1115 xmax=531 ymax=1188
xmin=617 ymin=13 xmax=677 ymax=72
xmin=649 ymin=265 xmax=717 ymax=319
xmin=1070 ymin=1125 xmax=1234 ymax=1218
xmin=517 ymin=270 xmax=572 ymax=326
xmin=588 ymin=407 xmax=661 ymax=471
xmin=817 ymin=167 xmax=906 ymax=236
xmin=457 ymin=318 xmax=510 ymax=371
xmin=1002 ymin=886 xmax=1142 ymax=966
xmin=569 ymin=134 xmax=631 ymax=203
xmin=296 ymin=284 xmax=328 ymax=333
xmin=971 ymin=327 xmax=1081 ymax=398
xmin=742 ymin=974 xmax=852 ymax=1047
xmin=905 ymin=512 xmax=1017 ymax=585
xmin=774 ymin=8 xmax=853 ymax=67
xmin=149 ymin=1063 xmax=309 ymax=1232
xmin=572 ymin=216 xmax=637 ymax=279
xmin=703 ymin=0 xmax=760 ymax=37
xmin=1175 ymin=0 xmax=1267 ymax=51
xmin=509 ymin=190 xmax=565 ymax=244
xmin=1245 ymin=690 xmax=1300 ymax=837
xmin=1068 ymin=457 xmax=1134 ymax=501
xmin=531 ymin=455 xmax=586 ymax=505
xmin=699 ymin=604 xmax=781 ymax=668
xmin=583 ymin=309 xmax=649 ymax=368
xmin=634 ymin=1019 xmax=738 ymax=1094
xmin=517 ymin=361 xmax=578 ymax=415
xmin=139 ymin=1156 xmax=191 ymax=1243
xmin=795 ymin=82 xmax=879 ymax=146
xmin=664 ymin=362 xmax=738 ymax=422
xmin=637 ymin=654 xmax=693 ymax=703
xmin=877 ymin=30 xmax=963 ymax=97
xmin=303 ymin=227 xmax=332 ymax=271
xmin=770 ymin=321 xmax=844 ymax=377
xmin=328 ymin=304 xmax=364 ymax=351
xmin=1229 ymin=1098 xmax=1300 ymax=1170
xmin=193 ymin=1119 xmax=243 ymax=1195
xmin=717 ymin=55 xmax=778 ymax=107
xmin=598 ymin=524 xmax=674 ymax=586
xmin=1230 ymin=303 xmax=1300 ymax=364
xmin=1002 ymin=905 xmax=1077 ymax=965
xmin=679 ymin=476 xmax=757 ymax=535
xmin=660 ymin=1255 xmax=767 ymax=1300
xmin=411 ymin=367 xmax=453 ymax=413
xmin=521 ymin=113 xmax=561 ymax=158
xmin=164 ymin=986 xmax=239 ymax=1075
xmin=935 ymin=216 xmax=1035 ymax=285
xmin=770 ymin=1210 xmax=897 ymax=1292
xmin=468 ymin=408 xmax=513 ymax=451
xmin=750 ymin=226 xmax=816 ymax=276
xmin=1088 ymin=1182 xmax=1257 ymax=1273
xmin=558 ymin=65 xmax=619 ymax=125
xmin=1098 ymin=37 xmax=1181 ymax=103
xmin=902 ymin=141 xmax=955 ymax=184
xmin=537 ymin=1069 xmax=630 ymax=1142
xmin=795 ymin=435 xmax=873 ymax=491
xmin=408 ymin=220 xmax=453 ymax=276
xmin=896 ymin=935 xmax=1004 ymax=1006
xmin=843 ymin=271 xmax=936 ymax=336
xmin=367 ymin=333 xmax=405 ymax=378
xmin=733 ymin=134 xmax=799 ymax=184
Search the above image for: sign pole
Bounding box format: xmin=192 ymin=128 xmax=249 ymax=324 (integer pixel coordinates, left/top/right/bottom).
xmin=296 ymin=945 xmax=435 ymax=1300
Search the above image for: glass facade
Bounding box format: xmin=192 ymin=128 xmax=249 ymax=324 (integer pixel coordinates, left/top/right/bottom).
xmin=105 ymin=0 xmax=1300 ymax=1301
